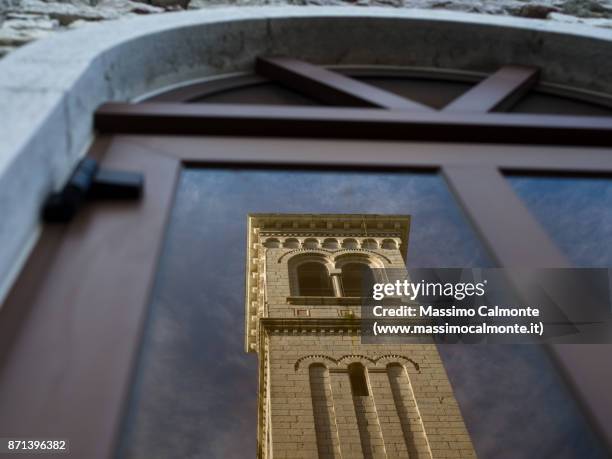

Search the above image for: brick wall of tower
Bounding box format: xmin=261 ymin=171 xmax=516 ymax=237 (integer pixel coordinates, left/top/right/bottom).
xmin=265 ymin=332 xmax=475 ymax=459
xmin=250 ymin=220 xmax=476 ymax=459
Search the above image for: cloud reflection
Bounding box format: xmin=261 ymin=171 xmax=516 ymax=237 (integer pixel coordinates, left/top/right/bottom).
xmin=118 ymin=169 xmax=604 ymax=459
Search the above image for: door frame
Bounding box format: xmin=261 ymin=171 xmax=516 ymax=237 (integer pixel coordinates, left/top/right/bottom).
xmin=2 ymin=65 xmax=612 ymax=457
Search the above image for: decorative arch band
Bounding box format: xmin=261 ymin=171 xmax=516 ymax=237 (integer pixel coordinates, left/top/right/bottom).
xmin=278 ymin=248 xmax=392 ymax=264
xmin=294 ymin=353 xmax=420 ymax=372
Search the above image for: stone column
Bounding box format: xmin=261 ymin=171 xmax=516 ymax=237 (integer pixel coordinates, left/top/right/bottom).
xmin=330 ymin=268 xmax=343 ymax=297
xmin=329 ymin=370 xmax=364 ymax=458
xmin=368 ymin=369 xmax=411 ymax=458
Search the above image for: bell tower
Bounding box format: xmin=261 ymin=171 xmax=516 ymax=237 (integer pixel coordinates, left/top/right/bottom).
xmin=245 ymin=214 xmax=475 ymax=459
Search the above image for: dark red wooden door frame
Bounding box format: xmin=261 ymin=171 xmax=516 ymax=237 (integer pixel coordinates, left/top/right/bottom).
xmin=1 ymin=59 xmax=611 ymax=459
xmin=95 ymin=102 xmax=612 ymax=147
xmin=94 ymin=59 xmax=612 ymax=453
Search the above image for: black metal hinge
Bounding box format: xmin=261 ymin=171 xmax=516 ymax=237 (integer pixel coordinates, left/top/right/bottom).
xmin=42 ymin=158 xmax=144 ymax=223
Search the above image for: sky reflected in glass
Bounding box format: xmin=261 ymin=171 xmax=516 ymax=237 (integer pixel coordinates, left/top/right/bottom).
xmin=118 ymin=168 xmax=604 ymax=459
xmin=509 ymin=175 xmax=612 ymax=267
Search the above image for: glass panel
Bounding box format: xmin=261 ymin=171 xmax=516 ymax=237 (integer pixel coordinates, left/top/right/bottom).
xmin=190 ymin=75 xmax=612 ymax=116
xmin=510 ymin=92 xmax=612 ymax=116
xmin=358 ymin=77 xmax=471 ymax=109
xmin=191 ymin=77 xmax=472 ymax=109
xmin=450 ymin=174 xmax=611 ymax=459
xmin=438 ymin=344 xmax=606 ymax=459
xmin=297 ymin=262 xmax=334 ymax=296
xmin=192 ymin=82 xmax=318 ymax=105
xmin=117 ymin=168 xmax=604 ymax=459
xmin=508 ymin=175 xmax=612 ymax=267
xmin=488 ymin=174 xmax=612 ymax=458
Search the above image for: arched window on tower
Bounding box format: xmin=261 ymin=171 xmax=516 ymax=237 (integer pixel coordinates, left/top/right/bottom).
xmin=348 ymin=363 xmax=369 ymax=396
xmin=341 ymin=263 xmax=375 ymax=297
xmin=297 ymin=262 xmax=334 ymax=296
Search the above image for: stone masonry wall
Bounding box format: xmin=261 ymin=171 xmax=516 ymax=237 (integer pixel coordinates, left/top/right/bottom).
xmin=256 ymin=225 xmax=475 ymax=458
xmin=266 ymin=332 xmax=475 ymax=458
xmin=2 ymin=0 xmax=612 ymax=58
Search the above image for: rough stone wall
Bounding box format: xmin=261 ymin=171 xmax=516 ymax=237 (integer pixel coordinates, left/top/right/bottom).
xmin=2 ymin=0 xmax=612 ymax=58
xmin=0 ymin=0 xmax=167 ymax=57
